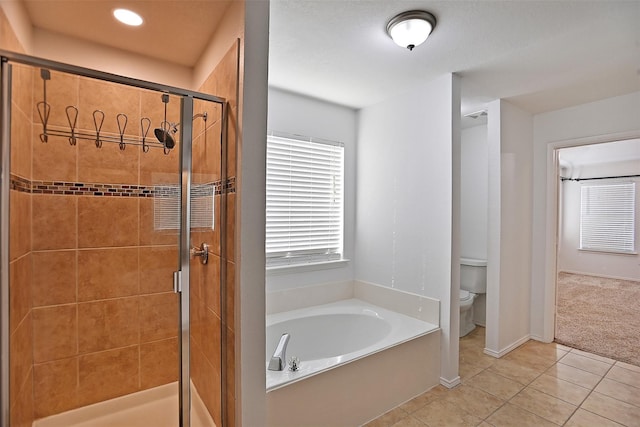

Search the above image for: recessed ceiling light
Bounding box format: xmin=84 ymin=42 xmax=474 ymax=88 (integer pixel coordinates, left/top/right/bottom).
xmin=113 ymin=8 xmax=143 ymax=26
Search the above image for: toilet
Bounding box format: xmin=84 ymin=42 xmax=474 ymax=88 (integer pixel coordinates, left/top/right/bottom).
xmin=459 ymin=258 xmax=487 ymax=337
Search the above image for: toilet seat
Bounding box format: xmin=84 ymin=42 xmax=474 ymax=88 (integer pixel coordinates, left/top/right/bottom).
xmin=459 ymin=290 xmax=472 ymax=302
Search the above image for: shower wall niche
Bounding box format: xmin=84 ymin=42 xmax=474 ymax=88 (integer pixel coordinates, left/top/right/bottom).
xmin=3 ymin=45 xmax=238 ymax=426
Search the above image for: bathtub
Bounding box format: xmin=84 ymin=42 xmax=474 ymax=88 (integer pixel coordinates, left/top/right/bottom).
xmin=265 ymin=297 xmax=440 ymax=426
xmin=266 ymin=298 xmax=438 ymax=390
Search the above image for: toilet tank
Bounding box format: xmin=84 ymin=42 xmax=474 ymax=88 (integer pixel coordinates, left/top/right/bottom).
xmin=460 ymin=258 xmax=487 ymax=294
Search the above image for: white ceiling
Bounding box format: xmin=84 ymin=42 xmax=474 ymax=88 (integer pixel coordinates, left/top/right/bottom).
xmin=13 ymin=0 xmax=640 ymax=115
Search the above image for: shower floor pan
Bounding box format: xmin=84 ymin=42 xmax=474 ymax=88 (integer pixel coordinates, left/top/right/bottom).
xmin=32 ymin=382 xmax=215 ymax=427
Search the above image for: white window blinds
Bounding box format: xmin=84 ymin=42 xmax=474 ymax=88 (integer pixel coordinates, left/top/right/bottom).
xmin=266 ymin=133 xmax=344 ymax=266
xmin=580 ymin=182 xmax=636 ymax=253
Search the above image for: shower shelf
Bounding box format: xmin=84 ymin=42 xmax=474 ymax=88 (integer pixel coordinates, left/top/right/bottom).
xmin=36 ymin=68 xmax=177 ymax=154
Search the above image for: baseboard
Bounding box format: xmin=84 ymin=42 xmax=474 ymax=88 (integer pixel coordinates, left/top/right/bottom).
xmin=483 ymin=334 xmax=530 ymax=358
xmin=558 ymin=270 xmax=639 ymax=283
xmin=529 ymin=334 xmax=552 ymax=343
xmin=440 ymin=376 xmax=461 ymax=389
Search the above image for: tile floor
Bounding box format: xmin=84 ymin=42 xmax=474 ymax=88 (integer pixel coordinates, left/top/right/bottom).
xmin=365 ymin=327 xmax=640 ymax=427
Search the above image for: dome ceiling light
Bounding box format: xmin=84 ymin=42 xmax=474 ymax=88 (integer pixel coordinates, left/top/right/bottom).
xmin=386 ymin=10 xmax=437 ymax=51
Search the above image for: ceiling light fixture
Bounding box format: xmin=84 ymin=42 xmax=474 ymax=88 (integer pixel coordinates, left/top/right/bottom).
xmin=113 ymin=8 xmax=144 ymax=26
xmin=386 ymin=10 xmax=437 ymax=51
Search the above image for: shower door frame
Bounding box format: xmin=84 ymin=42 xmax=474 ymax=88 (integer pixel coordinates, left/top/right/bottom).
xmin=0 ymin=50 xmax=228 ymax=427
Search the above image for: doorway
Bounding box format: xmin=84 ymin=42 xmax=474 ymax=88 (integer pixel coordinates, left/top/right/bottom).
xmin=554 ymin=139 xmax=640 ymax=365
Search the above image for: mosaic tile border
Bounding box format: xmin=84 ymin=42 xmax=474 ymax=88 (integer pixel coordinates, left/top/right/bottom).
xmin=9 ymin=174 xmax=236 ymax=197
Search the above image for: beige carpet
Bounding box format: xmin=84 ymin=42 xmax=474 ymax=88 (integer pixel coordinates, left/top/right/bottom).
xmin=555 ymin=272 xmax=640 ymax=367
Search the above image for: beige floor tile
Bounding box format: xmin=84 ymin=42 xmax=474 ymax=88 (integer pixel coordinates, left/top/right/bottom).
xmin=529 ymin=374 xmax=590 ymax=406
xmin=510 ymin=387 xmax=577 ymax=425
xmin=460 ymin=346 xmax=496 ymax=369
xmin=364 ymin=407 xmax=408 ymax=427
xmin=412 ymin=399 xmax=482 ymax=427
xmin=606 ymin=365 xmax=640 ymax=389
xmin=503 ymin=349 xmax=558 ymax=371
xmin=595 ymin=378 xmax=640 ymax=407
xmin=615 ymin=360 xmax=640 ymax=373
xmin=570 ymin=348 xmax=616 ymax=365
xmin=554 ymin=342 xmax=573 ymax=352
xmin=488 ymin=358 xmax=542 ymax=385
xmin=390 ymin=415 xmax=427 ymax=427
xmin=559 ymin=352 xmax=613 ymax=376
xmin=565 ymin=409 xmax=624 ymax=427
xmin=442 ymin=384 xmax=504 ymax=419
xmin=581 ymin=391 xmax=640 ymax=426
xmin=459 ymin=361 xmax=485 ymax=382
xmin=399 ymin=385 xmax=448 ymax=414
xmin=465 ymin=370 xmax=525 ymax=400
xmin=485 ymin=403 xmax=557 ymax=427
xmin=546 ymin=362 xmax=602 ymax=389
xmin=520 ymin=340 xmax=569 ymax=362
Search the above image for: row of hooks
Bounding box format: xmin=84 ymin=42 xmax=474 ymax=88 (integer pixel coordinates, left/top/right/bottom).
xmin=36 ymin=68 xmax=177 ymax=154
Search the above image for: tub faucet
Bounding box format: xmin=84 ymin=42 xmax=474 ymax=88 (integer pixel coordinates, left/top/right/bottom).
xmin=268 ymin=333 xmax=290 ymax=371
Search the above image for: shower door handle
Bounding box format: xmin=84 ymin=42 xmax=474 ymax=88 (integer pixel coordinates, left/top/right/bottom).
xmin=190 ymin=242 xmax=209 ymax=265
xmin=173 ymin=271 xmax=182 ymax=293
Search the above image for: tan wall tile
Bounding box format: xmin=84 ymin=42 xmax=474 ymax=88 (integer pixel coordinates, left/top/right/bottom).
xmin=10 ymin=108 xmax=31 ymax=179
xmin=33 ymin=357 xmax=79 ymax=418
xmin=191 ymin=340 xmax=221 ymax=426
xmin=10 ymin=313 xmax=33 ymax=409
xmin=203 ymin=253 xmax=221 ymax=316
xmin=78 ymin=196 xmax=138 ymax=248
xmin=139 ymin=292 xmax=178 ymax=343
xmin=77 ymin=140 xmax=139 ymax=185
xmin=9 ymin=255 xmax=31 ymax=334
xmin=139 ymin=198 xmax=180 ymax=246
xmin=201 ymin=307 xmax=221 ymax=372
xmin=225 ymin=193 xmax=235 ymax=262
xmin=33 ymin=305 xmax=76 ymax=363
xmin=34 ymin=70 xmax=79 ymax=129
xmin=140 ymin=338 xmax=179 ymax=389
xmin=226 ymin=260 xmax=235 ymax=332
xmin=226 ymin=106 xmax=237 ymax=178
xmin=0 ymin=7 xmax=26 ymax=52
xmin=32 ymin=131 xmax=78 ymax=182
xmin=77 ymin=247 xmax=138 ymax=301
xmin=139 ymin=246 xmax=179 ymax=294
xmin=139 ymin=145 xmax=180 ymax=186
xmin=32 ymin=194 xmax=76 ymax=251
xmin=226 ymin=327 xmax=235 ymax=399
xmin=10 ymin=190 xmax=31 ymax=259
xmin=10 ymin=369 xmax=34 ymax=427
xmin=77 ymin=78 xmax=140 ymax=136
xmin=78 ymin=298 xmax=138 ymax=353
xmin=12 ymin=64 xmax=33 ymax=119
xmin=32 ymin=250 xmax=76 ymax=307
xmin=78 ymin=346 xmax=139 ymax=407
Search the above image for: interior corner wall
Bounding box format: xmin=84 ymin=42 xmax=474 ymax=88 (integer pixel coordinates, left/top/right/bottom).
xmin=486 ymin=99 xmax=533 ymax=356
xmin=461 ymin=125 xmax=489 ymax=260
xmin=0 ymin=1 xmax=32 ymax=53
xmin=531 ymin=91 xmax=640 ymax=341
xmin=265 ymin=88 xmax=357 ymax=291
xmin=354 ymin=73 xmax=459 ymax=383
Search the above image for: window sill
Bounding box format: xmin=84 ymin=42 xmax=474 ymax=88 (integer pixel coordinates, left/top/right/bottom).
xmin=578 ymin=248 xmax=638 ymax=256
xmin=266 ymin=259 xmax=350 ymax=275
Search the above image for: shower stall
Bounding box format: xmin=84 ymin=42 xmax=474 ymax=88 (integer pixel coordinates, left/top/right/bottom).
xmin=0 ymin=51 xmax=232 ymax=427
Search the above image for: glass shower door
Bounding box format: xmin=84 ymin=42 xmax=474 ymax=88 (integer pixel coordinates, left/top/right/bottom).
xmin=0 ymin=52 xmax=227 ymax=427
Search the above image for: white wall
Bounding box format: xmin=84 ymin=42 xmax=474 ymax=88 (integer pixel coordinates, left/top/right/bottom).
xmin=461 ymin=125 xmax=488 ymax=260
xmin=265 ymin=88 xmax=357 ymax=291
xmin=355 ymin=74 xmax=461 ymax=385
xmin=486 ymin=100 xmax=533 ymax=356
xmin=558 ymin=163 xmax=640 ymax=281
xmin=531 ymin=91 xmax=640 ymax=341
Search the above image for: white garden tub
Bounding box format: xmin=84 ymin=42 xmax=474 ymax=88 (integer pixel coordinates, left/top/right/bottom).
xmin=266 ymin=298 xmax=438 ymax=390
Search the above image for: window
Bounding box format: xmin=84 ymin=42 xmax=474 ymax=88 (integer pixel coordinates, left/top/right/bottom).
xmin=580 ymin=182 xmax=636 ymax=253
xmin=266 ymin=133 xmax=344 ymax=267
